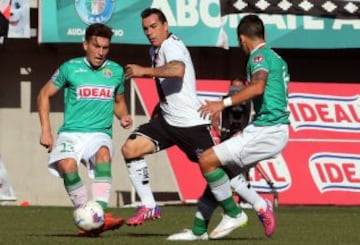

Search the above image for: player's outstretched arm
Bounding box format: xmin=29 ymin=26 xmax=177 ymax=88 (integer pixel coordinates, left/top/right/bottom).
xmin=125 ymin=61 xmax=185 ymax=80
xmin=229 ymin=70 xmax=267 ymax=107
xmin=37 ymin=81 xmax=59 ymax=152
xmin=114 ymin=94 xmax=132 ymax=129
xmin=199 ymin=70 xmax=267 ymax=118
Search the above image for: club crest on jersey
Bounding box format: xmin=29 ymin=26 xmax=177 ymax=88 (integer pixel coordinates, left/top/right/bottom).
xmin=252 ymin=55 xmax=264 ymax=64
xmin=77 ymin=85 xmax=114 ymax=100
xmin=102 ymin=68 xmax=113 ymax=78
xmin=75 ymin=0 xmax=115 ymax=25
xmin=309 ymin=152 xmax=360 ymax=193
xmin=289 ymin=93 xmax=360 ymax=132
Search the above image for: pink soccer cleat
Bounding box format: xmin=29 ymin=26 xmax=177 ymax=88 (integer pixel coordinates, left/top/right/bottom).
xmin=257 ymin=199 xmax=276 ymax=237
xmin=126 ymin=205 xmax=161 ymax=226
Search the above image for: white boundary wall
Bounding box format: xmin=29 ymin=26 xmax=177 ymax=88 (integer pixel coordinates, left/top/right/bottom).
xmin=0 ymin=81 xmax=177 ymax=207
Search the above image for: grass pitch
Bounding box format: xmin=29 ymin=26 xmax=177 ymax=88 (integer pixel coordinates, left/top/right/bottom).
xmin=0 ymin=205 xmax=359 ymax=245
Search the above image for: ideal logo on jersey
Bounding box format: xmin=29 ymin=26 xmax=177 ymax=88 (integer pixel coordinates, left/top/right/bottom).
xmin=248 ymin=155 xmax=291 ymax=193
xmin=289 ymin=93 xmax=360 ymax=132
xmin=309 ymin=153 xmax=360 ymax=193
xmin=77 ymin=85 xmax=114 ymax=101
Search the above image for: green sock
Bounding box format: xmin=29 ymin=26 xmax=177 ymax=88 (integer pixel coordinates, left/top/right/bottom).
xmin=96 ymin=200 xmax=107 ymax=211
xmin=63 ymin=172 xmax=82 ymax=190
xmin=221 ymin=196 xmax=241 ymax=217
xmin=94 ymin=162 xmax=111 ymax=179
xmin=192 ymin=216 xmax=208 ymax=236
xmin=204 ymin=169 xmax=241 ymax=218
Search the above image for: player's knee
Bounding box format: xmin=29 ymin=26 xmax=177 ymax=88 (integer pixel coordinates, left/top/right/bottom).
xmin=198 ymin=154 xmax=212 ymax=173
xmin=121 ymin=142 xmax=132 ymax=158
xmin=58 ymin=159 xmax=77 ymax=174
xmin=122 ymin=134 xmax=155 ymax=159
xmin=96 ymin=146 xmax=111 ymax=163
xmin=121 ymin=140 xmax=141 ymax=159
xmin=198 ymin=150 xmax=219 ymax=174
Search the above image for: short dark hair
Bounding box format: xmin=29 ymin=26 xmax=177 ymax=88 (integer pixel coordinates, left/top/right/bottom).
xmin=85 ymin=23 xmax=114 ymax=42
xmin=237 ymin=15 xmax=264 ymax=39
xmin=141 ymin=8 xmax=167 ymax=23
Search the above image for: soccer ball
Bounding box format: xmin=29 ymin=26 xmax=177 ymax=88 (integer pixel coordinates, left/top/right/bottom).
xmin=73 ymin=201 xmax=105 ymax=231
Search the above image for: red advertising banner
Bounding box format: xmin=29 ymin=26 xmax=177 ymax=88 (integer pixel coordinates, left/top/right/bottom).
xmin=134 ymin=79 xmax=360 ymax=205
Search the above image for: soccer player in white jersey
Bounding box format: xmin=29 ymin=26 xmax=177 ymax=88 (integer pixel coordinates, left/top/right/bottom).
xmin=37 ymin=23 xmax=132 ymax=237
xmin=122 ymin=8 xmax=248 ymax=238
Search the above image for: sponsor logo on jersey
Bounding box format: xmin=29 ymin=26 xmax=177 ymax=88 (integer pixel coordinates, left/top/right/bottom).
xmin=252 ymin=55 xmax=264 ymax=64
xmin=77 ymin=85 xmax=114 ymax=100
xmin=309 ymin=152 xmax=360 ymax=193
xmin=102 ymin=68 xmax=113 ymax=78
xmin=75 ymin=0 xmax=115 ymax=25
xmin=289 ymin=93 xmax=360 ymax=132
xmin=248 ymin=155 xmax=291 ymax=192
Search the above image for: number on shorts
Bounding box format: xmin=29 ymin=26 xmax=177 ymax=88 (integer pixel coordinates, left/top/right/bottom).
xmin=60 ymin=142 xmax=74 ymax=153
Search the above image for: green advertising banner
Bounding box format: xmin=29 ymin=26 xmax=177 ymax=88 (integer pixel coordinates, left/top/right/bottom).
xmin=39 ymin=0 xmax=360 ymax=49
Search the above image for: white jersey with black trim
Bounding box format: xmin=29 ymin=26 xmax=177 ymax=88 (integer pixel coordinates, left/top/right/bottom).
xmin=150 ymin=34 xmax=209 ymax=127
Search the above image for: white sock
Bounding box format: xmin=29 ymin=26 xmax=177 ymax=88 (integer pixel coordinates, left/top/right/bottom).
xmin=92 ymin=181 xmax=111 ymax=204
xmin=68 ymin=184 xmax=87 ymax=208
xmin=126 ymin=158 xmax=156 ymax=208
xmin=230 ymin=173 xmax=267 ymax=212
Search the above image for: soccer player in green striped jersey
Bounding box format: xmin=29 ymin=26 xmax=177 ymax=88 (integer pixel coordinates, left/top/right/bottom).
xmin=197 ymin=14 xmax=290 ymax=239
xmin=37 ymin=23 xmax=132 ymax=237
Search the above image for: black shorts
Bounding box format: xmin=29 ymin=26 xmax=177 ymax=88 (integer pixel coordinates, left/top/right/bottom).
xmin=130 ymin=115 xmax=214 ymax=162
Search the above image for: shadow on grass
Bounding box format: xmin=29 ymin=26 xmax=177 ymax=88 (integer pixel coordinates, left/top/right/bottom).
xmin=26 ymin=232 xmax=266 ymax=242
xmin=27 ymin=234 xmax=94 ymax=238
xmin=124 ymin=232 xmax=265 ymax=241
xmin=124 ymin=232 xmax=169 ymax=237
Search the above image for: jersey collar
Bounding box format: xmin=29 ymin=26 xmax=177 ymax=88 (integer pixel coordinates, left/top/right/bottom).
xmin=251 ymin=42 xmax=266 ymax=55
xmin=152 ymin=32 xmax=173 ymax=54
xmin=83 ymin=57 xmax=107 ymax=70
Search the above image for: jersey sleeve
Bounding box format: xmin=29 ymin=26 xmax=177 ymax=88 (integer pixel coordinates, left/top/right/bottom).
xmin=51 ymin=62 xmax=68 ymax=89
xmin=162 ymin=38 xmax=185 ymax=64
xmin=249 ymin=51 xmax=270 ymax=75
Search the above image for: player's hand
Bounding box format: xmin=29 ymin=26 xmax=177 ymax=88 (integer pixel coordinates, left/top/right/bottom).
xmin=211 ymin=111 xmax=222 ymax=136
xmin=40 ymin=131 xmax=53 ymax=153
xmin=198 ymin=100 xmax=225 ymax=119
xmin=120 ymin=115 xmax=133 ymax=129
xmin=125 ymin=64 xmax=145 ymax=79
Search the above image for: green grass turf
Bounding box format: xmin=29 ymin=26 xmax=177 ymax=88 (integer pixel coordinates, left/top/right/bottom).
xmin=0 ymin=205 xmax=359 ymax=245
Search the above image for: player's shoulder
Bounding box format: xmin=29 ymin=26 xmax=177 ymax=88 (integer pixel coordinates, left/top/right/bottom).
xmin=60 ymin=57 xmax=84 ymax=69
xmin=65 ymin=57 xmax=83 ymax=65
xmin=249 ymin=49 xmax=267 ymax=66
xmin=105 ymin=60 xmax=124 ymax=72
xmin=168 ymin=33 xmax=181 ymax=42
xmin=162 ymin=34 xmax=189 ymax=59
xmin=163 ymin=34 xmax=185 ymax=49
xmin=56 ymin=58 xmax=81 ymax=74
xmin=251 ymin=44 xmax=278 ymax=63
